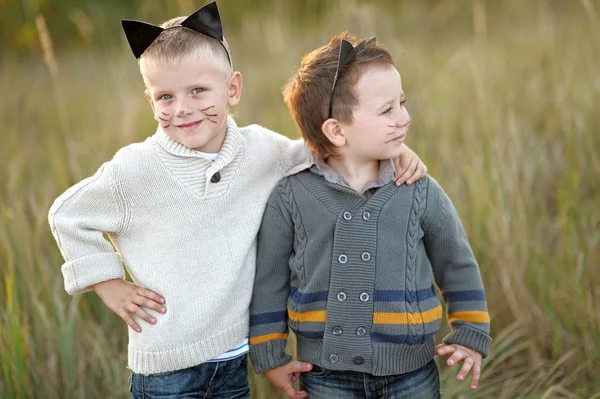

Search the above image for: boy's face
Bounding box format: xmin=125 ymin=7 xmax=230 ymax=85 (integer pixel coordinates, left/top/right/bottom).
xmin=338 ymin=65 xmax=411 ymax=161
xmin=143 ymin=57 xmax=241 ymax=153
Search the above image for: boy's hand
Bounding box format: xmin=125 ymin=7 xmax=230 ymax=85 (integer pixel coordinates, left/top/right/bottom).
xmin=264 ymin=360 xmax=313 ymax=399
xmin=393 ymin=144 xmax=428 ymax=186
xmin=92 ymin=279 xmax=166 ymax=332
xmin=436 ymin=343 xmax=483 ymax=390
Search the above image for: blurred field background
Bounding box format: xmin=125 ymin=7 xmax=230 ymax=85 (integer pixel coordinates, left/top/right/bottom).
xmin=1 ymin=0 xmax=599 ymax=397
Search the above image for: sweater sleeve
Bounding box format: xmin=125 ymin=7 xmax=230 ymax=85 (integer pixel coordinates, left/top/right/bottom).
xmin=271 ymin=129 xmax=311 ymax=174
xmin=422 ymin=177 xmax=491 ymax=357
xmin=48 ymin=162 xmax=127 ymax=295
xmin=249 ymin=180 xmax=295 ymax=373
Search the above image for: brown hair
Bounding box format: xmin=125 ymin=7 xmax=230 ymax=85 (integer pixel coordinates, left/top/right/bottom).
xmin=283 ymin=32 xmax=395 ymax=158
xmin=139 ymin=16 xmax=232 ymax=77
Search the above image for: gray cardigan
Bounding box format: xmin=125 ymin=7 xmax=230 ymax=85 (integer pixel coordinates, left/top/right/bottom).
xmin=249 ymin=167 xmax=491 ymax=376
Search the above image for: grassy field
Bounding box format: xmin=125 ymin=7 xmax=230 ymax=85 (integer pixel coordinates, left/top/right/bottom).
xmin=1 ymin=0 xmax=599 ymax=397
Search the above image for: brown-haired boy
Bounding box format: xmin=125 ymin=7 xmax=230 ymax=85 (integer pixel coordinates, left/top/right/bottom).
xmin=249 ymin=32 xmax=491 ymax=398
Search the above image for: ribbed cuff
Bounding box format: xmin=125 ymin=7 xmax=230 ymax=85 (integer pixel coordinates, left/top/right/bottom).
xmin=61 ymin=252 xmax=124 ymax=295
xmin=443 ymin=326 xmax=492 ymax=358
xmin=249 ymin=340 xmax=292 ymax=374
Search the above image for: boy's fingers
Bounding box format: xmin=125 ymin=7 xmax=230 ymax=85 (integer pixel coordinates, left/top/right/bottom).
xmin=470 ymin=362 xmax=481 ymax=389
xmin=283 ymin=384 xmax=307 ymax=399
xmin=120 ymin=311 xmax=141 ymax=332
xmin=137 ymin=288 xmax=165 ymax=304
xmin=408 ymin=161 xmax=427 ymax=184
xmin=135 ymin=296 xmax=166 ymax=314
xmin=287 ymin=360 xmax=312 ymax=373
xmin=436 ymin=345 xmax=456 ymax=356
xmin=394 ymin=159 xmax=415 ymax=185
xmin=447 ymin=349 xmax=467 ymax=366
xmin=456 ymin=357 xmax=474 ymax=381
xmin=126 ymin=304 xmax=156 ymax=325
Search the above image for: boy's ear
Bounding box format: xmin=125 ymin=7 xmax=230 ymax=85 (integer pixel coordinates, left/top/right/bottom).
xmin=228 ymin=71 xmax=243 ymax=106
xmin=321 ymin=118 xmax=346 ymax=147
xmin=145 ymin=89 xmax=158 ymax=121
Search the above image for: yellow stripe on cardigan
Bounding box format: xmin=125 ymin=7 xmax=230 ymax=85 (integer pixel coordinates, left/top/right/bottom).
xmin=287 ymin=307 xmax=327 ymax=323
xmin=249 ymin=332 xmax=289 ymax=345
xmin=448 ymin=310 xmax=490 ymax=324
xmin=373 ymin=305 xmax=443 ymax=325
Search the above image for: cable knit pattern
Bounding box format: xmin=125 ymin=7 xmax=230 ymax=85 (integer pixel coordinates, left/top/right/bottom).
xmin=275 ymin=178 xmax=307 ymax=283
xmin=404 ymin=178 xmax=428 ymax=341
xmin=48 ymin=117 xmax=309 ymax=374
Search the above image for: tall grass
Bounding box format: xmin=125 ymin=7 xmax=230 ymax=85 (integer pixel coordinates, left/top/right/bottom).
xmin=1 ymin=0 xmax=599 ymax=397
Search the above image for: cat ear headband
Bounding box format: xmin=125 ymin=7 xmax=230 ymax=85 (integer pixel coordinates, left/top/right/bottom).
xmin=328 ymin=36 xmax=377 ymax=119
xmin=121 ymin=1 xmax=231 ymax=64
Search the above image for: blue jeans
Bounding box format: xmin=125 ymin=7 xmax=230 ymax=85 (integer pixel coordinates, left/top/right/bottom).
xmin=300 ymin=359 xmax=440 ymax=399
xmin=130 ymin=355 xmax=249 ymax=399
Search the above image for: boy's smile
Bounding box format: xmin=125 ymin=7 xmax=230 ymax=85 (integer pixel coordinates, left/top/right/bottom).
xmin=142 ymin=57 xmax=242 ymax=153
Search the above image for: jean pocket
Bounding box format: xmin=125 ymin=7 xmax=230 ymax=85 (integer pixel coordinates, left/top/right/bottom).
xmin=305 ymin=365 xmax=330 ymax=379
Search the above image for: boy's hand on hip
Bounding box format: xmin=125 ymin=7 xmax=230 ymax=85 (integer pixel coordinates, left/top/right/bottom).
xmin=393 ymin=144 xmax=428 ymax=186
xmin=436 ymin=343 xmax=483 ymax=390
xmin=264 ymin=360 xmax=313 ymax=399
xmin=92 ymin=279 xmax=166 ymax=332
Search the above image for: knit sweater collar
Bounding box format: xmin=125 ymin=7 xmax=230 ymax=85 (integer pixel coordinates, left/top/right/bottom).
xmin=153 ymin=117 xmax=243 ymax=170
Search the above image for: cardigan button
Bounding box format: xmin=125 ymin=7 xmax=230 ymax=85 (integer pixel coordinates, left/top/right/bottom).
xmin=359 ymin=292 xmax=370 ymax=302
xmin=356 ymin=327 xmax=367 ymax=336
xmin=332 ymin=326 xmax=343 ymax=336
xmin=361 ymin=251 xmax=371 ymax=262
xmin=329 ymin=354 xmax=339 ymax=364
xmin=336 ymin=292 xmax=347 ymax=302
xmin=210 ymin=172 xmax=221 ymax=183
xmin=342 ymin=211 xmax=352 ymax=221
xmin=362 ymin=211 xmax=371 ymax=221
xmin=338 ymin=254 xmax=348 ymax=264
xmin=353 ymin=356 xmax=364 ymax=365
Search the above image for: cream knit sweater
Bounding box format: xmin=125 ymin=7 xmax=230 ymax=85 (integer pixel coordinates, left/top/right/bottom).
xmin=48 ymin=118 xmax=308 ymax=374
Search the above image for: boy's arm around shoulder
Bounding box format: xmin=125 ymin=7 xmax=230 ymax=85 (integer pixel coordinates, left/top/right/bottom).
xmin=258 ymin=125 xmax=310 ymax=174
xmin=48 ymin=161 xmax=127 ymax=295
xmin=421 ymin=176 xmax=492 ymax=357
xmin=249 ymin=178 xmax=297 ymax=374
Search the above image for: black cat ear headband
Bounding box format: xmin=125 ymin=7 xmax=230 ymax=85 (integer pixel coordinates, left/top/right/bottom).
xmin=121 ymin=1 xmax=231 ymax=64
xmin=328 ymin=36 xmax=377 ymax=119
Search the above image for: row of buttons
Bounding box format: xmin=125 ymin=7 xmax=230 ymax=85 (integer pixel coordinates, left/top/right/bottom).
xmin=329 ymin=209 xmax=371 ymax=368
xmin=335 ymin=291 xmax=370 ymax=302
xmin=338 ymin=251 xmax=371 ymax=263
xmin=343 ymin=211 xmax=371 ymax=221
xmin=329 ymin=353 xmax=365 ymax=365
xmin=331 ymin=326 xmax=367 ymax=336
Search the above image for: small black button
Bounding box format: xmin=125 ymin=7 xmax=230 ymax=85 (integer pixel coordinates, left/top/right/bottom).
xmin=210 ymin=172 xmax=221 ymax=183
xmin=353 ymin=356 xmax=364 ymax=365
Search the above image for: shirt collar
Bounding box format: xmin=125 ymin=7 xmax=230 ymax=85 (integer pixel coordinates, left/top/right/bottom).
xmin=309 ymin=158 xmax=396 ymax=194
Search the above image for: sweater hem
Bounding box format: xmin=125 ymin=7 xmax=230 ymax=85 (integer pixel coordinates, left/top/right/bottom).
xmin=295 ymin=337 xmax=435 ymax=376
xmin=127 ymin=317 xmax=248 ymax=375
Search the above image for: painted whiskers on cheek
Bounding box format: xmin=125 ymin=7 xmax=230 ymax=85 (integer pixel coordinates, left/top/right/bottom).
xmin=158 ymin=111 xmax=171 ymax=128
xmin=201 ymin=105 xmax=218 ymax=124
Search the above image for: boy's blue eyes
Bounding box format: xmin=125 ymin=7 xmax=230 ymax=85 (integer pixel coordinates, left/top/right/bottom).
xmin=158 ymin=88 xmax=204 ymax=101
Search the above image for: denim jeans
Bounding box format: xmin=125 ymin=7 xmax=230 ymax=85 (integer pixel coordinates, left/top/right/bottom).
xmin=130 ymin=355 xmax=249 ymax=399
xmin=300 ymin=359 xmax=440 ymax=399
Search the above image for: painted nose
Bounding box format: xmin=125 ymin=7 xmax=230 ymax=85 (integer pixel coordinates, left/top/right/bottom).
xmin=176 ymin=102 xmax=192 ymax=116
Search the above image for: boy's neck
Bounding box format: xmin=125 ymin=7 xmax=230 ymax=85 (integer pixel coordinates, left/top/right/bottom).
xmin=325 ymin=156 xmax=380 ymax=193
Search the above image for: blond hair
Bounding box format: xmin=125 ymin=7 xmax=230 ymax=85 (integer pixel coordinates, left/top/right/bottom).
xmin=139 ymin=16 xmax=232 ymax=78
